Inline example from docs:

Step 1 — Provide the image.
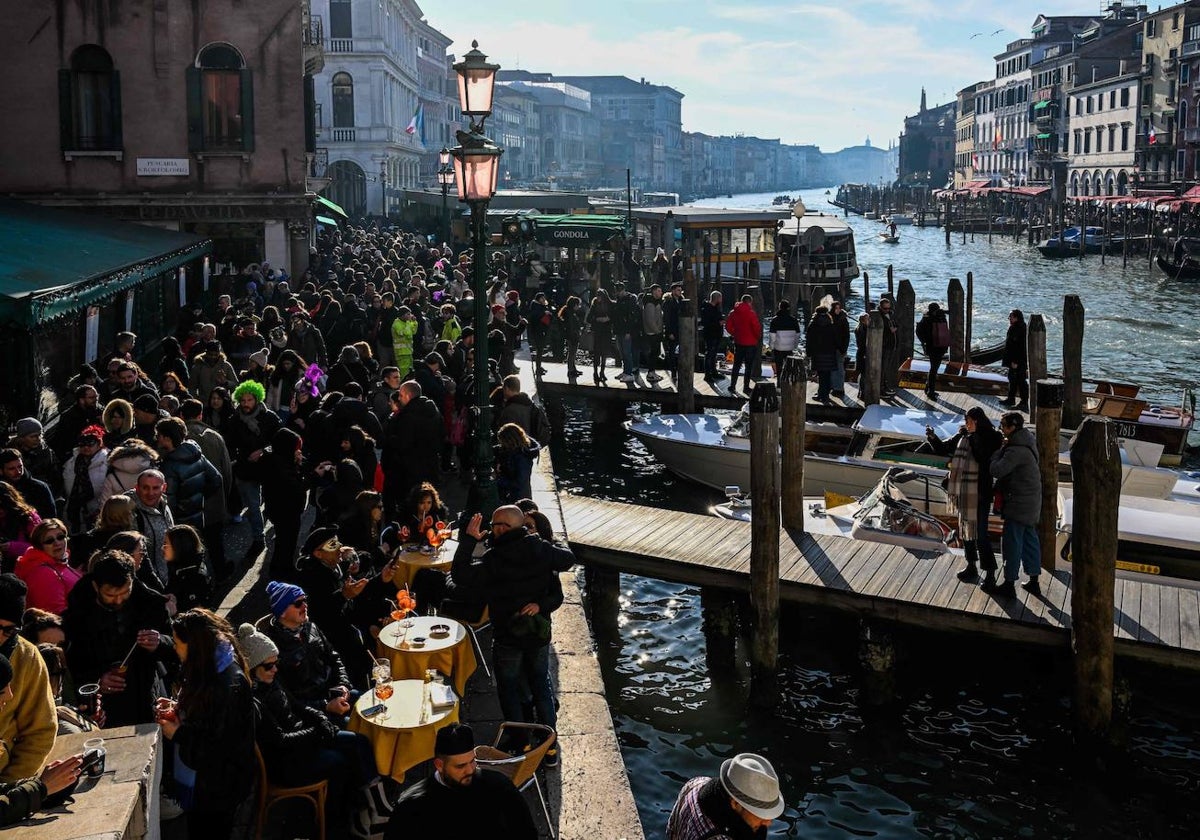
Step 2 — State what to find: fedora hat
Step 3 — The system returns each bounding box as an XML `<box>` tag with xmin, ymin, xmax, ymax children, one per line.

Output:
<box><xmin>719</xmin><ymin>753</ymin><xmax>784</xmax><ymax>820</ymax></box>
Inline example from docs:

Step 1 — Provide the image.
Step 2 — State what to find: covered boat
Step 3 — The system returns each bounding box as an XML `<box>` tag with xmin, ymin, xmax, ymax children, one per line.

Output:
<box><xmin>777</xmin><ymin>211</ymin><xmax>860</xmax><ymax>301</ymax></box>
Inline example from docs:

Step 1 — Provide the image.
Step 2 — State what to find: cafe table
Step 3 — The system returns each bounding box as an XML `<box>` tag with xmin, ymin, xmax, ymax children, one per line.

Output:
<box><xmin>392</xmin><ymin>539</ymin><xmax>457</xmax><ymax>590</ymax></box>
<box><xmin>348</xmin><ymin>678</ymin><xmax>459</xmax><ymax>781</ymax></box>
<box><xmin>377</xmin><ymin>615</ymin><xmax>477</xmax><ymax>695</ymax></box>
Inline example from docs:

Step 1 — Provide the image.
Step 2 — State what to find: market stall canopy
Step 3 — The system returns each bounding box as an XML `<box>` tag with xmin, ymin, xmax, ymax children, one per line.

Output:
<box><xmin>523</xmin><ymin>214</ymin><xmax>628</xmax><ymax>247</ymax></box>
<box><xmin>0</xmin><ymin>198</ymin><xmax>211</xmax><ymax>327</ymax></box>
<box><xmin>315</xmin><ymin>195</ymin><xmax>349</xmax><ymax>219</ymax></box>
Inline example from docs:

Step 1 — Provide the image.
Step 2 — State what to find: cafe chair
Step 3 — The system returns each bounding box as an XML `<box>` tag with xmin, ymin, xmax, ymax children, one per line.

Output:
<box><xmin>474</xmin><ymin>721</ymin><xmax>556</xmax><ymax>839</ymax></box>
<box><xmin>464</xmin><ymin>607</ymin><xmax>493</xmax><ymax>679</ymax></box>
<box><xmin>254</xmin><ymin>744</ymin><xmax>328</xmax><ymax>840</ymax></box>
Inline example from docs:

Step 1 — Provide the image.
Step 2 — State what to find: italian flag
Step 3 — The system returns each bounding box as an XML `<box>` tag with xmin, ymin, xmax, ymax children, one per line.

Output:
<box><xmin>405</xmin><ymin>104</ymin><xmax>425</xmax><ymax>144</ymax></box>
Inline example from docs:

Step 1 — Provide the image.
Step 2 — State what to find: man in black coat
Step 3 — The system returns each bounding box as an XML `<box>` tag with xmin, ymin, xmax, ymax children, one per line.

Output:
<box><xmin>1000</xmin><ymin>309</ymin><xmax>1029</xmax><ymax>411</ymax></box>
<box><xmin>63</xmin><ymin>551</ymin><xmax>176</xmax><ymax>728</ymax></box>
<box><xmin>382</xmin><ymin>381</ymin><xmax>443</xmax><ymax>517</ymax></box>
<box><xmin>385</xmin><ymin>723</ymin><xmax>537</xmax><ymax>840</ymax></box>
<box><xmin>223</xmin><ymin>382</ymin><xmax>282</xmax><ymax>564</ymax></box>
<box><xmin>452</xmin><ymin>506</ymin><xmax>574</xmax><ymax>757</ymax></box>
<box><xmin>0</xmin><ymin>450</ymin><xmax>56</xmax><ymax>521</ymax></box>
<box><xmin>700</xmin><ymin>291</ymin><xmax>725</xmax><ymax>383</ymax></box>
<box><xmin>155</xmin><ymin>417</ymin><xmax>222</xmax><ymax>530</ymax></box>
<box><xmin>48</xmin><ymin>385</ymin><xmax>102</xmax><ymax>461</ymax></box>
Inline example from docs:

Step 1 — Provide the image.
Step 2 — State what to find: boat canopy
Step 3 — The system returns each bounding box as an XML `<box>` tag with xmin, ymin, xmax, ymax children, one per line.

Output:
<box><xmin>854</xmin><ymin>405</ymin><xmax>964</xmax><ymax>441</ymax></box>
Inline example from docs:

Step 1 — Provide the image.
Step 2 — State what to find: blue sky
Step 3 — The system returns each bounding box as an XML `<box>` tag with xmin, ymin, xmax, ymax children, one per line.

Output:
<box><xmin>430</xmin><ymin>0</ymin><xmax>1119</xmax><ymax>152</ymax></box>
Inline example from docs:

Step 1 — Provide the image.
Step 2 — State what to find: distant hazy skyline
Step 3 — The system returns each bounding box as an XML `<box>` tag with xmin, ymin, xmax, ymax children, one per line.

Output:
<box><xmin>433</xmin><ymin>0</ymin><xmax>1118</xmax><ymax>151</ymax></box>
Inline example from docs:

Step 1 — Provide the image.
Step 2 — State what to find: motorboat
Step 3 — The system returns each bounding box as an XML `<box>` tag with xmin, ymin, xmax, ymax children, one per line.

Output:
<box><xmin>777</xmin><ymin>211</ymin><xmax>860</xmax><ymax>300</ymax></box>
<box><xmin>627</xmin><ymin>404</ymin><xmax>961</xmax><ymax>499</ymax></box>
<box><xmin>882</xmin><ymin>211</ymin><xmax>913</xmax><ymax>226</ymax></box>
<box><xmin>826</xmin><ymin>468</ymin><xmax>953</xmax><ymax>553</ymax></box>
<box><xmin>1036</xmin><ymin>226</ymin><xmax>1111</xmax><ymax>258</ymax></box>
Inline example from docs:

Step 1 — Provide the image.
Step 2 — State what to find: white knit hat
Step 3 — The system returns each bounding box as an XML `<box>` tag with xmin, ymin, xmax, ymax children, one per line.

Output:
<box><xmin>237</xmin><ymin>623</ymin><xmax>278</xmax><ymax>670</ymax></box>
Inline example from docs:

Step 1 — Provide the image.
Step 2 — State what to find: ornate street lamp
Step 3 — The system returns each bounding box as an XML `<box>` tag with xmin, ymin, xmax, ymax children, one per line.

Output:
<box><xmin>437</xmin><ymin>147</ymin><xmax>454</xmax><ymax>245</ymax></box>
<box><xmin>449</xmin><ymin>41</ymin><xmax>504</xmax><ymax>515</ymax></box>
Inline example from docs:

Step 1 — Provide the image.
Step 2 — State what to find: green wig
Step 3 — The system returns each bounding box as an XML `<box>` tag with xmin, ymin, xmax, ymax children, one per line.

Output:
<box><xmin>232</xmin><ymin>380</ymin><xmax>266</xmax><ymax>405</ymax></box>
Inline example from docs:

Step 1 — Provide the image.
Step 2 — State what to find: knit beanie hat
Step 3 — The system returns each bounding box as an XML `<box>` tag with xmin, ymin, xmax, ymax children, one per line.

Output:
<box><xmin>0</xmin><ymin>575</ymin><xmax>27</xmax><ymax>624</ymax></box>
<box><xmin>266</xmin><ymin>581</ymin><xmax>305</xmax><ymax>618</ymax></box>
<box><xmin>237</xmin><ymin>623</ymin><xmax>279</xmax><ymax>670</ymax></box>
<box><xmin>15</xmin><ymin>418</ymin><xmax>42</xmax><ymax>438</ymax></box>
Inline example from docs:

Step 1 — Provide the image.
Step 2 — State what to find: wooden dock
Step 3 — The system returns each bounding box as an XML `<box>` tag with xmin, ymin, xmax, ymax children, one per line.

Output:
<box><xmin>532</xmin><ymin>357</ymin><xmax>1016</xmax><ymax>424</ymax></box>
<box><xmin>560</xmin><ymin>495</ymin><xmax>1200</xmax><ymax>672</ymax></box>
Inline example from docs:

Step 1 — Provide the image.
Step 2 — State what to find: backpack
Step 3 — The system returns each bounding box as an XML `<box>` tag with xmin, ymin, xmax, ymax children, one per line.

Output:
<box><xmin>530</xmin><ymin>403</ymin><xmax>552</xmax><ymax>445</ymax></box>
<box><xmin>932</xmin><ymin>320</ymin><xmax>951</xmax><ymax>349</ymax></box>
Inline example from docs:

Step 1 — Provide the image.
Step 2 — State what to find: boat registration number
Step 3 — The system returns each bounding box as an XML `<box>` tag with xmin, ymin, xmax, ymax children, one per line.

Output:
<box><xmin>1115</xmin><ymin>560</ymin><xmax>1161</xmax><ymax>575</ymax></box>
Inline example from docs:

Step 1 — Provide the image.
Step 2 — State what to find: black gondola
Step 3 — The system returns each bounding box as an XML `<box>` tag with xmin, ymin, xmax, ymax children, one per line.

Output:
<box><xmin>1155</xmin><ymin>253</ymin><xmax>1200</xmax><ymax>280</ymax></box>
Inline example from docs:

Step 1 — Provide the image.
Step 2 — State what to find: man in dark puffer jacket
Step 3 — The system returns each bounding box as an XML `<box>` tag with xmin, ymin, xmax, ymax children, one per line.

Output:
<box><xmin>154</xmin><ymin>418</ymin><xmax>221</xmax><ymax>529</ymax></box>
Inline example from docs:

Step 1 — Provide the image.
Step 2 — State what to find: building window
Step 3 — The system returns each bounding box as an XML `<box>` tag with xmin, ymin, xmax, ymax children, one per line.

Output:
<box><xmin>330</xmin><ymin>0</ymin><xmax>353</xmax><ymax>39</ymax></box>
<box><xmin>59</xmin><ymin>45</ymin><xmax>122</xmax><ymax>151</ymax></box>
<box><xmin>1121</xmin><ymin>87</ymin><xmax>1131</xmax><ymax>107</ymax></box>
<box><xmin>1076</xmin><ymin>98</ymin><xmax>1082</xmax><ymax>116</ymax></box>
<box><xmin>1146</xmin><ymin>19</ymin><xmax>1156</xmax><ymax>38</ymax></box>
<box><xmin>1121</xmin><ymin>125</ymin><xmax>1130</xmax><ymax>150</ymax></box>
<box><xmin>1110</xmin><ymin>90</ymin><xmax>1116</xmax><ymax>109</ymax></box>
<box><xmin>332</xmin><ymin>72</ymin><xmax>355</xmax><ymax>127</ymax></box>
<box><xmin>187</xmin><ymin>44</ymin><xmax>253</xmax><ymax>152</ymax></box>
<box><xmin>1084</xmin><ymin>129</ymin><xmax>1091</xmax><ymax>153</ymax></box>
<box><xmin>1183</xmin><ymin>64</ymin><xmax>1191</xmax><ymax>85</ymax></box>
<box><xmin>1109</xmin><ymin>125</ymin><xmax>1117</xmax><ymax>149</ymax></box>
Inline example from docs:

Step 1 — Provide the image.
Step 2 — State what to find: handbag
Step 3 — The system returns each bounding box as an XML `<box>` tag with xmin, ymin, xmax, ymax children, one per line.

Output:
<box><xmin>448</xmin><ymin>408</ymin><xmax>468</xmax><ymax>447</ymax></box>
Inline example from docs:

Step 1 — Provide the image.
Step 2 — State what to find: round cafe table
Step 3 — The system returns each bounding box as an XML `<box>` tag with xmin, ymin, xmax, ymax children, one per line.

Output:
<box><xmin>377</xmin><ymin>616</ymin><xmax>477</xmax><ymax>695</ymax></box>
<box><xmin>392</xmin><ymin>539</ymin><xmax>457</xmax><ymax>590</ymax></box>
<box><xmin>347</xmin><ymin>678</ymin><xmax>459</xmax><ymax>782</ymax></box>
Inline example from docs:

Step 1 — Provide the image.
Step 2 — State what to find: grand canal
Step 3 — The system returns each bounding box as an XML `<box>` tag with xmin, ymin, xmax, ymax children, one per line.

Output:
<box><xmin>552</xmin><ymin>189</ymin><xmax>1200</xmax><ymax>838</ymax></box>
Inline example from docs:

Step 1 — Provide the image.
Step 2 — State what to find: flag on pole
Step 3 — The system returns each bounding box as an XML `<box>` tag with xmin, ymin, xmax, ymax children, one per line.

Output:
<box><xmin>1149</xmin><ymin>125</ymin><xmax>1157</xmax><ymax>145</ymax></box>
<box><xmin>405</xmin><ymin>104</ymin><xmax>425</xmax><ymax>144</ymax></box>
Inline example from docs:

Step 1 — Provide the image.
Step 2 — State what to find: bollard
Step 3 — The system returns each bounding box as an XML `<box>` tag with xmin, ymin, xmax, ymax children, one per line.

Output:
<box><xmin>896</xmin><ymin>280</ymin><xmax>915</xmax><ymax>375</ymax></box>
<box><xmin>1036</xmin><ymin>380</ymin><xmax>1064</xmax><ymax>572</ymax></box>
<box><xmin>1062</xmin><ymin>295</ymin><xmax>1085</xmax><ymax>430</ymax></box>
<box><xmin>862</xmin><ymin>270</ymin><xmax>870</xmax><ymax>310</ymax></box>
<box><xmin>679</xmin><ymin>267</ymin><xmax>698</xmax><ymax>414</ymax></box>
<box><xmin>947</xmin><ymin>277</ymin><xmax>965</xmax><ymax>364</ymax></box>
<box><xmin>780</xmin><ymin>355</ymin><xmax>808</xmax><ymax>532</ymax></box>
<box><xmin>886</xmin><ymin>264</ymin><xmax>895</xmax><ymax>298</ymax></box>
<box><xmin>1069</xmin><ymin>417</ymin><xmax>1119</xmax><ymax>746</ymax></box>
<box><xmin>861</xmin><ymin>311</ymin><xmax>884</xmax><ymax>405</ymax></box>
<box><xmin>1027</xmin><ymin>315</ymin><xmax>1047</xmax><ymax>415</ymax></box>
<box><xmin>749</xmin><ymin>382</ymin><xmax>781</xmax><ymax>708</ymax></box>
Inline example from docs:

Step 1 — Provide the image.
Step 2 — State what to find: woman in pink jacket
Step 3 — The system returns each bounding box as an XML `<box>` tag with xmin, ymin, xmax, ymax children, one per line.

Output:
<box><xmin>15</xmin><ymin>519</ymin><xmax>81</xmax><ymax>615</ymax></box>
<box><xmin>0</xmin><ymin>481</ymin><xmax>40</xmax><ymax>572</ymax></box>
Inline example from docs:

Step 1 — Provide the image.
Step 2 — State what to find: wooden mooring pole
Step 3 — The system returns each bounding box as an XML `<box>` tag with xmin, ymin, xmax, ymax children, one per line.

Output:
<box><xmin>1062</xmin><ymin>295</ymin><xmax>1085</xmax><ymax>430</ymax></box>
<box><xmin>749</xmin><ymin>382</ymin><xmax>781</xmax><ymax>707</ymax></box>
<box><xmin>964</xmin><ymin>272</ymin><xmax>974</xmax><ymax>368</ymax></box>
<box><xmin>1069</xmin><ymin>417</ymin><xmax>1119</xmax><ymax>746</ymax></box>
<box><xmin>862</xmin><ymin>270</ymin><xmax>871</xmax><ymax>311</ymax></box>
<box><xmin>896</xmin><ymin>280</ymin><xmax>915</xmax><ymax>369</ymax></box>
<box><xmin>1035</xmin><ymin>379</ymin><xmax>1063</xmax><ymax>572</ymax></box>
<box><xmin>886</xmin><ymin>264</ymin><xmax>894</xmax><ymax>298</ymax></box>
<box><xmin>780</xmin><ymin>354</ymin><xmax>808</xmax><ymax>532</ymax></box>
<box><xmin>678</xmin><ymin>266</ymin><xmax>698</xmax><ymax>414</ymax></box>
<box><xmin>1027</xmin><ymin>315</ymin><xmax>1047</xmax><ymax>415</ymax></box>
<box><xmin>947</xmin><ymin>277</ymin><xmax>965</xmax><ymax>364</ymax></box>
<box><xmin>861</xmin><ymin>311</ymin><xmax>884</xmax><ymax>405</ymax></box>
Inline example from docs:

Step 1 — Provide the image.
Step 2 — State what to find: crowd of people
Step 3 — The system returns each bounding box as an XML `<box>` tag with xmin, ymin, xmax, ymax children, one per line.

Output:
<box><xmin>0</xmin><ymin>223</ymin><xmax>590</xmax><ymax>838</ymax></box>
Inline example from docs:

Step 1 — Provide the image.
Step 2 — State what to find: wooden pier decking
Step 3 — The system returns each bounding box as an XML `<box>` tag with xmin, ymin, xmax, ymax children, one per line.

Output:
<box><xmin>561</xmin><ymin>495</ymin><xmax>1200</xmax><ymax>672</ymax></box>
<box><xmin>532</xmin><ymin>358</ymin><xmax>1016</xmax><ymax>423</ymax></box>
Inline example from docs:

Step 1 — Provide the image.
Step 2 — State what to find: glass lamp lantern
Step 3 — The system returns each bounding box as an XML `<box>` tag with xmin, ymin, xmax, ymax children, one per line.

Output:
<box><xmin>451</xmin><ymin>137</ymin><xmax>503</xmax><ymax>202</ymax></box>
<box><xmin>453</xmin><ymin>41</ymin><xmax>500</xmax><ymax>123</ymax></box>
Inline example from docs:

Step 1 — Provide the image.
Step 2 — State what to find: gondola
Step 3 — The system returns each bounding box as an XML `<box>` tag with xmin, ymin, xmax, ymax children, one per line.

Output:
<box><xmin>1155</xmin><ymin>253</ymin><xmax>1200</xmax><ymax>280</ymax></box>
<box><xmin>878</xmin><ymin>233</ymin><xmax>900</xmax><ymax>244</ymax></box>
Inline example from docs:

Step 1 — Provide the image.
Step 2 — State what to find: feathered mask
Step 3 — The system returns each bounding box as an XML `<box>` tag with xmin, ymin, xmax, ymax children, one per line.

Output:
<box><xmin>301</xmin><ymin>364</ymin><xmax>324</xmax><ymax>398</ymax></box>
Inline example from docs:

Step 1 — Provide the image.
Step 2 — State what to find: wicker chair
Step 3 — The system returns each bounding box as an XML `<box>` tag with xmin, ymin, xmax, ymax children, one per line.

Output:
<box><xmin>254</xmin><ymin>744</ymin><xmax>328</xmax><ymax>840</ymax></box>
<box><xmin>474</xmin><ymin>721</ymin><xmax>556</xmax><ymax>839</ymax></box>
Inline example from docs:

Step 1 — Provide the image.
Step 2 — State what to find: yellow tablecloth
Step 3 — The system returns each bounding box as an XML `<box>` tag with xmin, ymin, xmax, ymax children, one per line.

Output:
<box><xmin>377</xmin><ymin>616</ymin><xmax>477</xmax><ymax>695</ymax></box>
<box><xmin>348</xmin><ymin>679</ymin><xmax>458</xmax><ymax>782</ymax></box>
<box><xmin>392</xmin><ymin>539</ymin><xmax>457</xmax><ymax>590</ymax></box>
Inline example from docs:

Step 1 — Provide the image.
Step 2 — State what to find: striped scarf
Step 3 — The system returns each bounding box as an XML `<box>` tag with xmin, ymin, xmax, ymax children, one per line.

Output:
<box><xmin>947</xmin><ymin>435</ymin><xmax>981</xmax><ymax>541</ymax></box>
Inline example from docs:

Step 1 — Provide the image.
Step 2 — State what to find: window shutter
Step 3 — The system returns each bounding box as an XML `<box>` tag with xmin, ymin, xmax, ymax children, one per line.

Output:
<box><xmin>59</xmin><ymin>69</ymin><xmax>74</xmax><ymax>151</ymax></box>
<box><xmin>186</xmin><ymin>67</ymin><xmax>203</xmax><ymax>152</ymax></box>
<box><xmin>109</xmin><ymin>70</ymin><xmax>123</xmax><ymax>149</ymax></box>
<box><xmin>240</xmin><ymin>68</ymin><xmax>255</xmax><ymax>152</ymax></box>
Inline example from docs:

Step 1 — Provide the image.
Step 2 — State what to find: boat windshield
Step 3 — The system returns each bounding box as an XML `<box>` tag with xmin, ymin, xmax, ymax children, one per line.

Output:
<box><xmin>855</xmin><ymin>406</ymin><xmax>963</xmax><ymax>441</ymax></box>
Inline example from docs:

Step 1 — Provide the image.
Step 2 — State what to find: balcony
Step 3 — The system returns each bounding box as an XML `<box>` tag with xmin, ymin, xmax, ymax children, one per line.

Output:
<box><xmin>303</xmin><ymin>14</ymin><xmax>324</xmax><ymax>75</ymax></box>
<box><xmin>1136</xmin><ymin>133</ymin><xmax>1175</xmax><ymax>150</ymax></box>
<box><xmin>329</xmin><ymin>38</ymin><xmax>353</xmax><ymax>53</ymax></box>
<box><xmin>318</xmin><ymin>126</ymin><xmax>419</xmax><ymax>145</ymax></box>
<box><xmin>1184</xmin><ymin>40</ymin><xmax>1200</xmax><ymax>57</ymax></box>
<box><xmin>1165</xmin><ymin>56</ymin><xmax>1179</xmax><ymax>72</ymax></box>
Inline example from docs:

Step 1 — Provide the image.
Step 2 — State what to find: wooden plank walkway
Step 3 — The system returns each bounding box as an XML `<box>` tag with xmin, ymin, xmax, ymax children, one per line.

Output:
<box><xmin>560</xmin><ymin>495</ymin><xmax>1200</xmax><ymax>672</ymax></box>
<box><xmin>532</xmin><ymin>358</ymin><xmax>1014</xmax><ymax>424</ymax></box>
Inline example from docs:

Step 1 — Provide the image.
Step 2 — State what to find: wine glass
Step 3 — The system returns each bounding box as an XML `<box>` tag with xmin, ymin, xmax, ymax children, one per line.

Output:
<box><xmin>372</xmin><ymin>658</ymin><xmax>393</xmax><ymax>720</ymax></box>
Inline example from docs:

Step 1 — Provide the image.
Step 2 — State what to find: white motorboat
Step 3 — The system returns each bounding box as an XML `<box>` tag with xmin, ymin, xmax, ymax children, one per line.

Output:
<box><xmin>827</xmin><ymin>469</ymin><xmax>953</xmax><ymax>553</ymax></box>
<box><xmin>626</xmin><ymin>404</ymin><xmax>962</xmax><ymax>500</ymax></box>
<box><xmin>777</xmin><ymin>211</ymin><xmax>860</xmax><ymax>300</ymax></box>
<box><xmin>883</xmin><ymin>211</ymin><xmax>914</xmax><ymax>226</ymax></box>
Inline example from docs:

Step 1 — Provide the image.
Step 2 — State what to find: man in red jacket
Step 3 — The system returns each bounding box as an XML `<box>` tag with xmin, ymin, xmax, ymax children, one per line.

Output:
<box><xmin>725</xmin><ymin>295</ymin><xmax>763</xmax><ymax>397</ymax></box>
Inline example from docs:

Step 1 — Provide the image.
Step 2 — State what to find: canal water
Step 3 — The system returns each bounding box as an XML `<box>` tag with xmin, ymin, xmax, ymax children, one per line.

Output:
<box><xmin>553</xmin><ymin>190</ymin><xmax>1200</xmax><ymax>838</ymax></box>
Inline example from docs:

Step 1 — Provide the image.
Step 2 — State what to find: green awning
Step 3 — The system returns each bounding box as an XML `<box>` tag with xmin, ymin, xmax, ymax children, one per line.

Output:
<box><xmin>1033</xmin><ymin>100</ymin><xmax>1051</xmax><ymax>110</ymax></box>
<box><xmin>1037</xmin><ymin>133</ymin><xmax>1052</xmax><ymax>139</ymax></box>
<box><xmin>315</xmin><ymin>215</ymin><xmax>340</xmax><ymax>226</ymax></box>
<box><xmin>526</xmin><ymin>214</ymin><xmax>628</xmax><ymax>247</ymax></box>
<box><xmin>0</xmin><ymin>198</ymin><xmax>211</xmax><ymax>327</ymax></box>
<box><xmin>315</xmin><ymin>195</ymin><xmax>349</xmax><ymax>219</ymax></box>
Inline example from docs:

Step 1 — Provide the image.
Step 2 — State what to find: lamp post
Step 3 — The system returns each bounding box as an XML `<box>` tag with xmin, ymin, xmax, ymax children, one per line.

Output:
<box><xmin>379</xmin><ymin>156</ymin><xmax>389</xmax><ymax>218</ymax></box>
<box><xmin>449</xmin><ymin>40</ymin><xmax>504</xmax><ymax>516</ymax></box>
<box><xmin>437</xmin><ymin>146</ymin><xmax>454</xmax><ymax>245</ymax></box>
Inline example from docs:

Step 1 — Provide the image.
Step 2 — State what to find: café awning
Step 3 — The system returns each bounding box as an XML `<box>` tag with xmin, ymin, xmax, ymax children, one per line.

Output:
<box><xmin>1033</xmin><ymin>100</ymin><xmax>1051</xmax><ymax>110</ymax></box>
<box><xmin>0</xmin><ymin>198</ymin><xmax>211</xmax><ymax>327</ymax></box>
<box><xmin>315</xmin><ymin>215</ymin><xmax>340</xmax><ymax>227</ymax></box>
<box><xmin>315</xmin><ymin>195</ymin><xmax>349</xmax><ymax>219</ymax></box>
<box><xmin>1036</xmin><ymin>133</ymin><xmax>1052</xmax><ymax>139</ymax></box>
<box><xmin>527</xmin><ymin>214</ymin><xmax>628</xmax><ymax>247</ymax></box>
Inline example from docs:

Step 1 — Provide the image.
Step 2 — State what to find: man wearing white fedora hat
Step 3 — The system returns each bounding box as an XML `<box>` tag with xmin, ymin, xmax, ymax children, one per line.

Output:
<box><xmin>666</xmin><ymin>752</ymin><xmax>785</xmax><ymax>839</ymax></box>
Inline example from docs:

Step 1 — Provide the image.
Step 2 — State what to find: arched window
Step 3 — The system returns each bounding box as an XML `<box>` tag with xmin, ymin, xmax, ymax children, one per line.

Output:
<box><xmin>60</xmin><ymin>45</ymin><xmax>122</xmax><ymax>151</ymax></box>
<box><xmin>332</xmin><ymin>72</ymin><xmax>355</xmax><ymax>128</ymax></box>
<box><xmin>187</xmin><ymin>43</ymin><xmax>253</xmax><ymax>152</ymax></box>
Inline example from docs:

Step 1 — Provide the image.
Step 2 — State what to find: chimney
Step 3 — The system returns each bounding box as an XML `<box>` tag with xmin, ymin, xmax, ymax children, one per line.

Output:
<box><xmin>1120</xmin><ymin>58</ymin><xmax>1126</xmax><ymax>74</ymax></box>
<box><xmin>641</xmin><ymin>77</ymin><xmax>646</xmax><ymax>85</ymax></box>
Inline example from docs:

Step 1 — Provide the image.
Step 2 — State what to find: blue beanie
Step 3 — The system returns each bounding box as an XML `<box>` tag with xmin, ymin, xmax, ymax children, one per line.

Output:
<box><xmin>266</xmin><ymin>581</ymin><xmax>305</xmax><ymax>617</ymax></box>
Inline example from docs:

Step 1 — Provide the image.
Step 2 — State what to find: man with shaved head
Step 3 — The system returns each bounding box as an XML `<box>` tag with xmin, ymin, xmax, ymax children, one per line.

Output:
<box><xmin>452</xmin><ymin>505</ymin><xmax>575</xmax><ymax>764</ymax></box>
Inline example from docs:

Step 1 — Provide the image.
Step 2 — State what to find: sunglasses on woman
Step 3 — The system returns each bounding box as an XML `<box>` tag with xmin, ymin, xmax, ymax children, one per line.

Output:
<box><xmin>41</xmin><ymin>534</ymin><xmax>67</xmax><ymax>545</ymax></box>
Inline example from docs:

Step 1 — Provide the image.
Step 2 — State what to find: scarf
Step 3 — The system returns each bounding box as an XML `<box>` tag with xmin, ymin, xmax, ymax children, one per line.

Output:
<box><xmin>240</xmin><ymin>402</ymin><xmax>265</xmax><ymax>436</ymax></box>
<box><xmin>67</xmin><ymin>450</ymin><xmax>97</xmax><ymax>531</ymax></box>
<box><xmin>947</xmin><ymin>435</ymin><xmax>981</xmax><ymax>540</ymax></box>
